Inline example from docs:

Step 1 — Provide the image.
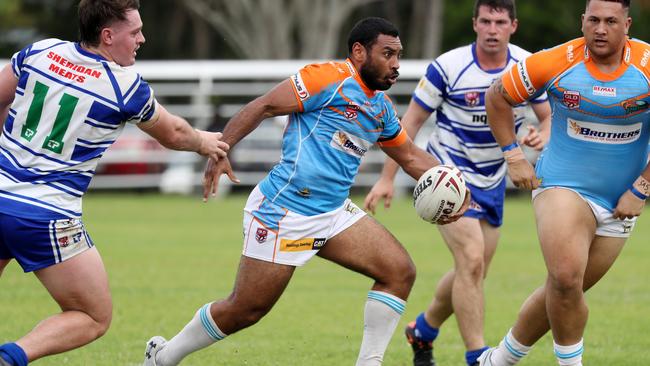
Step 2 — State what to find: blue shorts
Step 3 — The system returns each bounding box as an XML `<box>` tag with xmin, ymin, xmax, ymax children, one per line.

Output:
<box><xmin>463</xmin><ymin>179</ymin><xmax>506</xmax><ymax>227</ymax></box>
<box><xmin>0</xmin><ymin>213</ymin><xmax>94</xmax><ymax>272</ymax></box>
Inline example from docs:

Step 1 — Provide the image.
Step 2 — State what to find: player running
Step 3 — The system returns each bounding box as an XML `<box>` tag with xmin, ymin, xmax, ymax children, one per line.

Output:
<box><xmin>480</xmin><ymin>1</ymin><xmax>650</xmax><ymax>365</ymax></box>
<box><xmin>0</xmin><ymin>1</ymin><xmax>228</xmax><ymax>365</ymax></box>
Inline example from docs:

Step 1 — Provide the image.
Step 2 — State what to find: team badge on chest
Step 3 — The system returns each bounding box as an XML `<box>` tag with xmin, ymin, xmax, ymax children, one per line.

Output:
<box><xmin>464</xmin><ymin>92</ymin><xmax>480</xmax><ymax>107</ymax></box>
<box><xmin>562</xmin><ymin>90</ymin><xmax>581</xmax><ymax>109</ymax></box>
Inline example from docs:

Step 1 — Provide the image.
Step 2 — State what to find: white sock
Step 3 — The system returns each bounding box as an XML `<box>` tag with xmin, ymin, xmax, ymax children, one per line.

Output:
<box><xmin>554</xmin><ymin>339</ymin><xmax>583</xmax><ymax>366</ymax></box>
<box><xmin>355</xmin><ymin>290</ymin><xmax>406</xmax><ymax>366</ymax></box>
<box><xmin>489</xmin><ymin>328</ymin><xmax>532</xmax><ymax>366</ymax></box>
<box><xmin>157</xmin><ymin>303</ymin><xmax>227</xmax><ymax>365</ymax></box>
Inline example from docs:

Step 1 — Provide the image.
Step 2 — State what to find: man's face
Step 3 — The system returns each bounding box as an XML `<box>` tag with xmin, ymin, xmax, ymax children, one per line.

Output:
<box><xmin>473</xmin><ymin>5</ymin><xmax>517</xmax><ymax>56</ymax></box>
<box><xmin>105</xmin><ymin>9</ymin><xmax>145</xmax><ymax>66</ymax></box>
<box><xmin>359</xmin><ymin>34</ymin><xmax>402</xmax><ymax>91</ymax></box>
<box><xmin>582</xmin><ymin>0</ymin><xmax>631</xmax><ymax>61</ymax></box>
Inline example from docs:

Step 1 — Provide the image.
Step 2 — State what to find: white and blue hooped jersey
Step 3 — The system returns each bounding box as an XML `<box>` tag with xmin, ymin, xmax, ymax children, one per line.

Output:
<box><xmin>413</xmin><ymin>43</ymin><xmax>547</xmax><ymax>189</ymax></box>
<box><xmin>258</xmin><ymin>59</ymin><xmax>407</xmax><ymax>216</ymax></box>
<box><xmin>0</xmin><ymin>39</ymin><xmax>157</xmax><ymax>220</ymax></box>
<box><xmin>502</xmin><ymin>37</ymin><xmax>650</xmax><ymax>211</ymax></box>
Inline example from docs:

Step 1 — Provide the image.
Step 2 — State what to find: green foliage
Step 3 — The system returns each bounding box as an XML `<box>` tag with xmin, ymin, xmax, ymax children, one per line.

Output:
<box><xmin>1</xmin><ymin>193</ymin><xmax>648</xmax><ymax>364</ymax></box>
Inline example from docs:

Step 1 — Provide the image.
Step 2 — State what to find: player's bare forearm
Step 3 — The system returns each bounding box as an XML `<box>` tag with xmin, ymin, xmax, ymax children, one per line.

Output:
<box><xmin>384</xmin><ymin>141</ymin><xmax>439</xmax><ymax>180</ymax></box>
<box><xmin>486</xmin><ymin>79</ymin><xmax>518</xmax><ymax>146</ymax></box>
<box><xmin>222</xmin><ymin>79</ymin><xmax>299</xmax><ymax>149</ymax></box>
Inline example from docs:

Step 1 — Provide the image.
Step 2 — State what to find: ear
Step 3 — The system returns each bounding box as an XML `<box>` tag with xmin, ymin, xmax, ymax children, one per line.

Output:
<box><xmin>510</xmin><ymin>18</ymin><xmax>519</xmax><ymax>34</ymax></box>
<box><xmin>99</xmin><ymin>27</ymin><xmax>113</xmax><ymax>46</ymax></box>
<box><xmin>350</xmin><ymin>42</ymin><xmax>368</xmax><ymax>63</ymax></box>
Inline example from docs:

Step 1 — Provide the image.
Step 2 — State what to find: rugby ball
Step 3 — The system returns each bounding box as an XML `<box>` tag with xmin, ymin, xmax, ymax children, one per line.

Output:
<box><xmin>413</xmin><ymin>165</ymin><xmax>467</xmax><ymax>223</ymax></box>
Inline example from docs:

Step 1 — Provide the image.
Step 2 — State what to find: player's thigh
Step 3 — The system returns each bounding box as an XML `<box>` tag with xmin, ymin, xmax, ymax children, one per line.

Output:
<box><xmin>533</xmin><ymin>188</ymin><xmax>597</xmax><ymax>278</ymax></box>
<box><xmin>479</xmin><ymin>219</ymin><xmax>500</xmax><ymax>271</ymax></box>
<box><xmin>317</xmin><ymin>215</ymin><xmax>414</xmax><ymax>283</ymax></box>
<box><xmin>583</xmin><ymin>235</ymin><xmax>626</xmax><ymax>290</ymax></box>
<box><xmin>437</xmin><ymin>216</ymin><xmax>485</xmax><ymax>265</ymax></box>
<box><xmin>229</xmin><ymin>256</ymin><xmax>295</xmax><ymax>309</ymax></box>
<box><xmin>34</xmin><ymin>247</ymin><xmax>111</xmax><ymax>321</ymax></box>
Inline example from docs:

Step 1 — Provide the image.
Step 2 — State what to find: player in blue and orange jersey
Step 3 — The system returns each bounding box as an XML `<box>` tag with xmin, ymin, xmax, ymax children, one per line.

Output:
<box><xmin>143</xmin><ymin>17</ymin><xmax>469</xmax><ymax>366</ymax></box>
<box><xmin>364</xmin><ymin>1</ymin><xmax>551</xmax><ymax>365</ymax></box>
<box><xmin>0</xmin><ymin>1</ymin><xmax>229</xmax><ymax>365</ymax></box>
<box><xmin>479</xmin><ymin>1</ymin><xmax>650</xmax><ymax>365</ymax></box>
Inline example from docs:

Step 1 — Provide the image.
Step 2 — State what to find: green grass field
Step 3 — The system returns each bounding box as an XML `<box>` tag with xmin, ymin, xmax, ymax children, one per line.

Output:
<box><xmin>1</xmin><ymin>193</ymin><xmax>649</xmax><ymax>365</ymax></box>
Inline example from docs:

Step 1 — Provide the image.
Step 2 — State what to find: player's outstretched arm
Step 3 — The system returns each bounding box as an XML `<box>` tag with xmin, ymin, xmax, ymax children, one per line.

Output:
<box><xmin>201</xmin><ymin>78</ymin><xmax>301</xmax><ymax>201</ymax></box>
<box><xmin>486</xmin><ymin>80</ymin><xmax>538</xmax><ymax>190</ymax></box>
<box><xmin>0</xmin><ymin>64</ymin><xmax>18</xmax><ymax>128</ymax></box>
<box><xmin>138</xmin><ymin>104</ymin><xmax>229</xmax><ymax>162</ymax></box>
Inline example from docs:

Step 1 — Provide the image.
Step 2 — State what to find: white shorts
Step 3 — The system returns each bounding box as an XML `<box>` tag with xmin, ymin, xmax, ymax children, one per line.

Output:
<box><xmin>242</xmin><ymin>186</ymin><xmax>366</xmax><ymax>266</ymax></box>
<box><xmin>532</xmin><ymin>187</ymin><xmax>636</xmax><ymax>238</ymax></box>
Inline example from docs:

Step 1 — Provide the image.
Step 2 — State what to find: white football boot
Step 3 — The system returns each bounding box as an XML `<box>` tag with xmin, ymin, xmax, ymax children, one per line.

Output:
<box><xmin>143</xmin><ymin>336</ymin><xmax>167</xmax><ymax>366</ymax></box>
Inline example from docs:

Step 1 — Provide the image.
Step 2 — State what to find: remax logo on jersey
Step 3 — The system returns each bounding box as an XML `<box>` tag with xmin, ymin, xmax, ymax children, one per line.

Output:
<box><xmin>567</xmin><ymin>119</ymin><xmax>642</xmax><ymax>144</ymax></box>
<box><xmin>330</xmin><ymin>131</ymin><xmax>371</xmax><ymax>159</ymax></box>
<box><xmin>592</xmin><ymin>86</ymin><xmax>616</xmax><ymax>97</ymax></box>
<box><xmin>291</xmin><ymin>73</ymin><xmax>310</xmax><ymax>101</ymax></box>
<box><xmin>562</xmin><ymin>91</ymin><xmax>581</xmax><ymax>109</ymax></box>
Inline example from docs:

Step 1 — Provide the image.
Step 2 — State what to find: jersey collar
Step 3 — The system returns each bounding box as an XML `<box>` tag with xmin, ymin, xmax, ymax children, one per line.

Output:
<box><xmin>583</xmin><ymin>38</ymin><xmax>631</xmax><ymax>82</ymax></box>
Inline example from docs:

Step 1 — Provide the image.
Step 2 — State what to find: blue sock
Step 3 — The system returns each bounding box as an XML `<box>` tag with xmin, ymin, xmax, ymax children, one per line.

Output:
<box><xmin>0</xmin><ymin>343</ymin><xmax>28</xmax><ymax>366</ymax></box>
<box><xmin>466</xmin><ymin>346</ymin><xmax>489</xmax><ymax>365</ymax></box>
<box><xmin>414</xmin><ymin>312</ymin><xmax>439</xmax><ymax>342</ymax></box>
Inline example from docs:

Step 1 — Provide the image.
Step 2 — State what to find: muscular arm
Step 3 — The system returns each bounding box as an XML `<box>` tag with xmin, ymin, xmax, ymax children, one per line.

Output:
<box><xmin>485</xmin><ymin>78</ymin><xmax>518</xmax><ymax>146</ymax></box>
<box><xmin>0</xmin><ymin>64</ymin><xmax>18</xmax><ymax>129</ymax></box>
<box><xmin>379</xmin><ymin>99</ymin><xmax>432</xmax><ymax>181</ymax></box>
<box><xmin>138</xmin><ymin>103</ymin><xmax>228</xmax><ymax>161</ymax></box>
<box><xmin>220</xmin><ymin>79</ymin><xmax>300</xmax><ymax>149</ymax></box>
<box><xmin>380</xmin><ymin>136</ymin><xmax>439</xmax><ymax>181</ymax></box>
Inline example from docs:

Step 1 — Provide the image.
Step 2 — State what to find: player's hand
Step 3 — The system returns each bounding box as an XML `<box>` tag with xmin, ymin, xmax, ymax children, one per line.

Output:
<box><xmin>197</xmin><ymin>130</ymin><xmax>230</xmax><ymax>161</ymax></box>
<box><xmin>519</xmin><ymin>125</ymin><xmax>547</xmax><ymax>151</ymax></box>
<box><xmin>202</xmin><ymin>157</ymin><xmax>240</xmax><ymax>202</ymax></box>
<box><xmin>363</xmin><ymin>177</ymin><xmax>395</xmax><ymax>215</ymax></box>
<box><xmin>613</xmin><ymin>190</ymin><xmax>646</xmax><ymax>220</ymax></box>
<box><xmin>508</xmin><ymin>159</ymin><xmax>539</xmax><ymax>190</ymax></box>
<box><xmin>437</xmin><ymin>188</ymin><xmax>471</xmax><ymax>225</ymax></box>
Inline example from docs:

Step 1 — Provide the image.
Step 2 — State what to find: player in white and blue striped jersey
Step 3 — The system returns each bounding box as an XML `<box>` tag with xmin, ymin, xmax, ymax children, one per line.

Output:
<box><xmin>0</xmin><ymin>1</ymin><xmax>228</xmax><ymax>365</ymax></box>
<box><xmin>364</xmin><ymin>1</ymin><xmax>550</xmax><ymax>365</ymax></box>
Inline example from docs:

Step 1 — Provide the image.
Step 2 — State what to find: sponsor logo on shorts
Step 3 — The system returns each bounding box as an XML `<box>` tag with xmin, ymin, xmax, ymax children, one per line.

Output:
<box><xmin>330</xmin><ymin>131</ymin><xmax>371</xmax><ymax>158</ymax></box>
<box><xmin>621</xmin><ymin>98</ymin><xmax>649</xmax><ymax>114</ymax></box>
<box><xmin>279</xmin><ymin>238</ymin><xmax>326</xmax><ymax>252</ymax></box>
<box><xmin>291</xmin><ymin>73</ymin><xmax>310</xmax><ymax>101</ymax></box>
<box><xmin>58</xmin><ymin>236</ymin><xmax>70</xmax><ymax>247</ymax></box>
<box><xmin>469</xmin><ymin>200</ymin><xmax>483</xmax><ymax>212</ymax></box>
<box><xmin>567</xmin><ymin>119</ymin><xmax>642</xmax><ymax>144</ymax></box>
<box><xmin>592</xmin><ymin>86</ymin><xmax>616</xmax><ymax>97</ymax></box>
<box><xmin>623</xmin><ymin>222</ymin><xmax>633</xmax><ymax>233</ymax></box>
<box><xmin>562</xmin><ymin>90</ymin><xmax>580</xmax><ymax>109</ymax></box>
<box><xmin>255</xmin><ymin>228</ymin><xmax>268</xmax><ymax>243</ymax></box>
<box><xmin>465</xmin><ymin>92</ymin><xmax>480</xmax><ymax>107</ymax></box>
<box><xmin>344</xmin><ymin>201</ymin><xmax>360</xmax><ymax>215</ymax></box>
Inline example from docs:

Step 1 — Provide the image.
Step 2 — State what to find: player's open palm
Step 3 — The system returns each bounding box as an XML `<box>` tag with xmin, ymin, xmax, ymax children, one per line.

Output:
<box><xmin>197</xmin><ymin>131</ymin><xmax>230</xmax><ymax>162</ymax></box>
<box><xmin>364</xmin><ymin>177</ymin><xmax>395</xmax><ymax>214</ymax></box>
<box><xmin>613</xmin><ymin>190</ymin><xmax>646</xmax><ymax>220</ymax></box>
<box><xmin>202</xmin><ymin>157</ymin><xmax>239</xmax><ymax>201</ymax></box>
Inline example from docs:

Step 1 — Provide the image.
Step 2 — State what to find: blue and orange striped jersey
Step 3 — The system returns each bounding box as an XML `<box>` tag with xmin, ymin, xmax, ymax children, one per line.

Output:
<box><xmin>501</xmin><ymin>37</ymin><xmax>650</xmax><ymax>210</ymax></box>
<box><xmin>258</xmin><ymin>59</ymin><xmax>407</xmax><ymax>215</ymax></box>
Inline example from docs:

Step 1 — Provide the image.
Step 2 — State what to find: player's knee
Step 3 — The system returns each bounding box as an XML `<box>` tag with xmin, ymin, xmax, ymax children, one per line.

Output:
<box><xmin>455</xmin><ymin>251</ymin><xmax>484</xmax><ymax>282</ymax></box>
<box><xmin>548</xmin><ymin>269</ymin><xmax>583</xmax><ymax>295</ymax></box>
<box><xmin>392</xmin><ymin>256</ymin><xmax>416</xmax><ymax>288</ymax></box>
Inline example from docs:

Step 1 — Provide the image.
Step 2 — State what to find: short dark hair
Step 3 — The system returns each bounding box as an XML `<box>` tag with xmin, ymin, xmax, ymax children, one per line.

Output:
<box><xmin>585</xmin><ymin>0</ymin><xmax>630</xmax><ymax>8</ymax></box>
<box><xmin>78</xmin><ymin>0</ymin><xmax>140</xmax><ymax>46</ymax></box>
<box><xmin>473</xmin><ymin>0</ymin><xmax>517</xmax><ymax>21</ymax></box>
<box><xmin>347</xmin><ymin>17</ymin><xmax>399</xmax><ymax>54</ymax></box>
